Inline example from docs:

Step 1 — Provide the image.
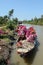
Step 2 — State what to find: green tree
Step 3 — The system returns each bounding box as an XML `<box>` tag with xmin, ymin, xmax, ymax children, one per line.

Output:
<box><xmin>0</xmin><ymin>16</ymin><xmax>4</xmax><ymax>25</ymax></box>
<box><xmin>8</xmin><ymin>9</ymin><xmax>14</xmax><ymax>19</ymax></box>
<box><xmin>7</xmin><ymin>20</ymin><xmax>15</xmax><ymax>30</ymax></box>
<box><xmin>33</xmin><ymin>17</ymin><xmax>38</xmax><ymax>24</ymax></box>
<box><xmin>3</xmin><ymin>15</ymin><xmax>8</xmax><ymax>24</ymax></box>
<box><xmin>41</xmin><ymin>15</ymin><xmax>43</xmax><ymax>18</ymax></box>
<box><xmin>13</xmin><ymin>18</ymin><xmax>18</xmax><ymax>24</ymax></box>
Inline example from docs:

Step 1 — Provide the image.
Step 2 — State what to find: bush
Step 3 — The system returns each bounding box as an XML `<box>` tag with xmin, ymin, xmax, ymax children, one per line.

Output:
<box><xmin>7</xmin><ymin>20</ymin><xmax>15</xmax><ymax>30</ymax></box>
<box><xmin>0</xmin><ymin>34</ymin><xmax>8</xmax><ymax>39</ymax></box>
<box><xmin>7</xmin><ymin>24</ymin><xmax>14</xmax><ymax>30</ymax></box>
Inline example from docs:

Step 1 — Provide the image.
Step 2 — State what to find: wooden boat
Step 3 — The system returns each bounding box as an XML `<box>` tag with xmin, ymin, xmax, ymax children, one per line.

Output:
<box><xmin>16</xmin><ymin>40</ymin><xmax>36</xmax><ymax>56</ymax></box>
<box><xmin>16</xmin><ymin>25</ymin><xmax>37</xmax><ymax>57</ymax></box>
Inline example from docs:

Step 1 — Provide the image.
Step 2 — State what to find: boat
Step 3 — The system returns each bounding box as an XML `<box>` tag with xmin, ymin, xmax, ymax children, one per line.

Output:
<box><xmin>16</xmin><ymin>39</ymin><xmax>36</xmax><ymax>57</ymax></box>
<box><xmin>16</xmin><ymin>25</ymin><xmax>37</xmax><ymax>57</ymax></box>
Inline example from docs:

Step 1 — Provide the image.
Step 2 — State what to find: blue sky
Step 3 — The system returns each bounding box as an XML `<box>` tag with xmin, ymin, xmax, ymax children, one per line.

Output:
<box><xmin>0</xmin><ymin>0</ymin><xmax>43</xmax><ymax>20</ymax></box>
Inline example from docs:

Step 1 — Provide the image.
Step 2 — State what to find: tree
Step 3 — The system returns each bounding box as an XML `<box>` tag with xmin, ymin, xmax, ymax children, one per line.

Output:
<box><xmin>8</xmin><ymin>9</ymin><xmax>14</xmax><ymax>19</ymax></box>
<box><xmin>0</xmin><ymin>16</ymin><xmax>4</xmax><ymax>25</ymax></box>
<box><xmin>41</xmin><ymin>15</ymin><xmax>43</xmax><ymax>18</ymax></box>
<box><xmin>3</xmin><ymin>15</ymin><xmax>8</xmax><ymax>24</ymax></box>
<box><xmin>33</xmin><ymin>17</ymin><xmax>38</xmax><ymax>24</ymax></box>
<box><xmin>7</xmin><ymin>20</ymin><xmax>15</xmax><ymax>30</ymax></box>
<box><xmin>13</xmin><ymin>18</ymin><xmax>18</xmax><ymax>24</ymax></box>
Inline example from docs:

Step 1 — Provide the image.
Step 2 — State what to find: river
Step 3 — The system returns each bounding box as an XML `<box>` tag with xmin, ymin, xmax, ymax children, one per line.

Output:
<box><xmin>10</xmin><ymin>24</ymin><xmax>43</xmax><ymax>65</ymax></box>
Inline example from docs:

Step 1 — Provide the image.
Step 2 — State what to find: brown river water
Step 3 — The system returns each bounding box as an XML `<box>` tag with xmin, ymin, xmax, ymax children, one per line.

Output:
<box><xmin>10</xmin><ymin>24</ymin><xmax>43</xmax><ymax>65</ymax></box>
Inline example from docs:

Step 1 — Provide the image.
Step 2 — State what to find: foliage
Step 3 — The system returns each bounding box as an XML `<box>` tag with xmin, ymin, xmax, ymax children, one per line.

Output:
<box><xmin>7</xmin><ymin>20</ymin><xmax>15</xmax><ymax>30</ymax></box>
<box><xmin>23</xmin><ymin>15</ymin><xmax>43</xmax><ymax>25</ymax></box>
<box><xmin>0</xmin><ymin>9</ymin><xmax>19</xmax><ymax>31</ymax></box>
<box><xmin>13</xmin><ymin>17</ymin><xmax>18</xmax><ymax>24</ymax></box>
<box><xmin>0</xmin><ymin>9</ymin><xmax>43</xmax><ymax>26</ymax></box>
<box><xmin>8</xmin><ymin>9</ymin><xmax>14</xmax><ymax>19</ymax></box>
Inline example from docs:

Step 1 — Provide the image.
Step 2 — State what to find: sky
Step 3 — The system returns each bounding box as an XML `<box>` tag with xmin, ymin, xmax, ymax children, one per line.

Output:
<box><xmin>0</xmin><ymin>0</ymin><xmax>43</xmax><ymax>20</ymax></box>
